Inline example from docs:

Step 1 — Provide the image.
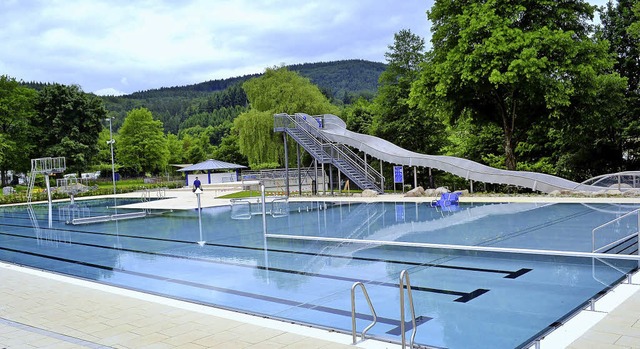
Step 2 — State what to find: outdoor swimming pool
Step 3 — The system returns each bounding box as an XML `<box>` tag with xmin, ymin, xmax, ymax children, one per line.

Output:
<box><xmin>0</xmin><ymin>198</ymin><xmax>638</xmax><ymax>348</ymax></box>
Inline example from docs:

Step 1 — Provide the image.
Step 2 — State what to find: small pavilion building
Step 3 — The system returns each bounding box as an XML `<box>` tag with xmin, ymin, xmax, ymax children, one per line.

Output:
<box><xmin>177</xmin><ymin>159</ymin><xmax>247</xmax><ymax>187</ymax></box>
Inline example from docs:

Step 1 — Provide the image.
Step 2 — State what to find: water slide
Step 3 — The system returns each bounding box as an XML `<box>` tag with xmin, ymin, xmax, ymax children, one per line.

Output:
<box><xmin>309</xmin><ymin>113</ymin><xmax>603</xmax><ymax>194</ymax></box>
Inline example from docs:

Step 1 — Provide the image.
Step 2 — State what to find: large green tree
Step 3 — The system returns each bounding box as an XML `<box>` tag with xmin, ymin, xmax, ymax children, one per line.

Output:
<box><xmin>0</xmin><ymin>75</ymin><xmax>37</xmax><ymax>184</ymax></box>
<box><xmin>411</xmin><ymin>0</ymin><xmax>625</xmax><ymax>174</ymax></box>
<box><xmin>601</xmin><ymin>0</ymin><xmax>640</xmax><ymax>169</ymax></box>
<box><xmin>178</xmin><ymin>126</ymin><xmax>217</xmax><ymax>163</ymax></box>
<box><xmin>212</xmin><ymin>129</ymin><xmax>247</xmax><ymax>166</ymax></box>
<box><xmin>34</xmin><ymin>84</ymin><xmax>107</xmax><ymax>174</ymax></box>
<box><xmin>343</xmin><ymin>97</ymin><xmax>376</xmax><ymax>135</ymax></box>
<box><xmin>234</xmin><ymin>67</ymin><xmax>339</xmax><ymax>168</ymax></box>
<box><xmin>166</xmin><ymin>133</ymin><xmax>184</xmax><ymax>165</ymax></box>
<box><xmin>371</xmin><ymin>29</ymin><xmax>446</xmax><ymax>155</ymax></box>
<box><xmin>628</xmin><ymin>1</ymin><xmax>640</xmax><ymax>38</ymax></box>
<box><xmin>116</xmin><ymin>107</ymin><xmax>169</xmax><ymax>175</ymax></box>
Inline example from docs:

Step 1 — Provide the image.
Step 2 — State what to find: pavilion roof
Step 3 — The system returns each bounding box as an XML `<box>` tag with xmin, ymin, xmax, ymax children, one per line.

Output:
<box><xmin>177</xmin><ymin>159</ymin><xmax>247</xmax><ymax>172</ymax></box>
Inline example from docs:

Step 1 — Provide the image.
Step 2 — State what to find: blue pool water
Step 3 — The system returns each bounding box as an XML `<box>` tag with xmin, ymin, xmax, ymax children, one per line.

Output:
<box><xmin>0</xmin><ymin>199</ymin><xmax>638</xmax><ymax>348</ymax></box>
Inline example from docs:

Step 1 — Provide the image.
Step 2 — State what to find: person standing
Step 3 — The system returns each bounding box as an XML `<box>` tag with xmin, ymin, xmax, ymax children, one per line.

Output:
<box><xmin>193</xmin><ymin>177</ymin><xmax>202</xmax><ymax>192</ymax></box>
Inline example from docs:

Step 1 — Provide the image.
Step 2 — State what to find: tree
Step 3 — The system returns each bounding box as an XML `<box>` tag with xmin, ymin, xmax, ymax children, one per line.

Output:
<box><xmin>0</xmin><ymin>75</ymin><xmax>37</xmax><ymax>185</ymax></box>
<box><xmin>234</xmin><ymin>67</ymin><xmax>339</xmax><ymax>168</ymax></box>
<box><xmin>411</xmin><ymin>0</ymin><xmax>625</xmax><ymax>173</ymax></box>
<box><xmin>371</xmin><ymin>29</ymin><xmax>446</xmax><ymax>155</ymax></box>
<box><xmin>34</xmin><ymin>83</ymin><xmax>107</xmax><ymax>174</ymax></box>
<box><xmin>166</xmin><ymin>133</ymin><xmax>184</xmax><ymax>164</ymax></box>
<box><xmin>601</xmin><ymin>0</ymin><xmax>640</xmax><ymax>169</ymax></box>
<box><xmin>628</xmin><ymin>2</ymin><xmax>640</xmax><ymax>38</ymax></box>
<box><xmin>234</xmin><ymin>109</ymin><xmax>283</xmax><ymax>167</ymax></box>
<box><xmin>116</xmin><ymin>107</ymin><xmax>169</xmax><ymax>175</ymax></box>
<box><xmin>343</xmin><ymin>97</ymin><xmax>376</xmax><ymax>135</ymax></box>
<box><xmin>96</xmin><ymin>128</ymin><xmax>113</xmax><ymax>164</ymax></box>
<box><xmin>242</xmin><ymin>66</ymin><xmax>339</xmax><ymax>115</ymax></box>
<box><xmin>212</xmin><ymin>130</ymin><xmax>248</xmax><ymax>166</ymax></box>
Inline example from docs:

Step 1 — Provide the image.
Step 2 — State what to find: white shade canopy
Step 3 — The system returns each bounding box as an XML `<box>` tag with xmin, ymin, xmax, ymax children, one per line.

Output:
<box><xmin>177</xmin><ymin>159</ymin><xmax>247</xmax><ymax>172</ymax></box>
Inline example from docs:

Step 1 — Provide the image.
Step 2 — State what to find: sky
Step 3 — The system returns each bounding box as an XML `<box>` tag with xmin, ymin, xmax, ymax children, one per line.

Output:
<box><xmin>0</xmin><ymin>0</ymin><xmax>611</xmax><ymax>96</ymax></box>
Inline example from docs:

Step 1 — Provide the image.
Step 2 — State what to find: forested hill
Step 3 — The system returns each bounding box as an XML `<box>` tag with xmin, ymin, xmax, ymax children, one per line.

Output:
<box><xmin>123</xmin><ymin>59</ymin><xmax>385</xmax><ymax>99</ymax></box>
<box><xmin>100</xmin><ymin>59</ymin><xmax>386</xmax><ymax>134</ymax></box>
<box><xmin>289</xmin><ymin>60</ymin><xmax>386</xmax><ymax>100</ymax></box>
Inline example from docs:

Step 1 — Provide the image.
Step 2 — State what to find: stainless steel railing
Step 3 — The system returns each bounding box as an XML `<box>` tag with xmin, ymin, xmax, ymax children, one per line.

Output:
<box><xmin>275</xmin><ymin>113</ymin><xmax>383</xmax><ymax>192</ymax></box>
<box><xmin>351</xmin><ymin>282</ymin><xmax>377</xmax><ymax>344</ymax></box>
<box><xmin>399</xmin><ymin>270</ymin><xmax>417</xmax><ymax>348</ymax></box>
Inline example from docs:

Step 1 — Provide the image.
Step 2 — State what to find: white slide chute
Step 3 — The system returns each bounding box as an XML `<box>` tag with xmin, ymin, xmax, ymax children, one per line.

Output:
<box><xmin>308</xmin><ymin>113</ymin><xmax>603</xmax><ymax>194</ymax></box>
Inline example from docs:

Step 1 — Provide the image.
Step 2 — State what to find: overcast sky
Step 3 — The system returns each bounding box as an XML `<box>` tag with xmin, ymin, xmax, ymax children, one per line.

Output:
<box><xmin>0</xmin><ymin>0</ymin><xmax>611</xmax><ymax>96</ymax></box>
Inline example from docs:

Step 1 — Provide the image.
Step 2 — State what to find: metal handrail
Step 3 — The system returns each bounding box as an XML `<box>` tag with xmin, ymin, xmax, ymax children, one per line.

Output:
<box><xmin>230</xmin><ymin>198</ymin><xmax>253</xmax><ymax>220</ymax></box>
<box><xmin>334</xmin><ymin>143</ymin><xmax>382</xmax><ymax>184</ymax></box>
<box><xmin>230</xmin><ymin>197</ymin><xmax>289</xmax><ymax>219</ymax></box>
<box><xmin>351</xmin><ymin>282</ymin><xmax>377</xmax><ymax>344</ymax></box>
<box><xmin>592</xmin><ymin>208</ymin><xmax>640</xmax><ymax>253</ymax></box>
<box><xmin>323</xmin><ymin>143</ymin><xmax>383</xmax><ymax>189</ymax></box>
<box><xmin>270</xmin><ymin>197</ymin><xmax>289</xmax><ymax>217</ymax></box>
<box><xmin>312</xmin><ymin>116</ymin><xmax>384</xmax><ymax>191</ymax></box>
<box><xmin>290</xmin><ymin>114</ymin><xmax>333</xmax><ymax>162</ymax></box>
<box><xmin>299</xmin><ymin>113</ymin><xmax>383</xmax><ymax>184</ymax></box>
<box><xmin>243</xmin><ymin>168</ymin><xmax>323</xmax><ymax>181</ymax></box>
<box><xmin>141</xmin><ymin>189</ymin><xmax>150</xmax><ymax>202</ymax></box>
<box><xmin>281</xmin><ymin>113</ymin><xmax>383</xmax><ymax>192</ymax></box>
<box><xmin>399</xmin><ymin>270</ymin><xmax>417</xmax><ymax>348</ymax></box>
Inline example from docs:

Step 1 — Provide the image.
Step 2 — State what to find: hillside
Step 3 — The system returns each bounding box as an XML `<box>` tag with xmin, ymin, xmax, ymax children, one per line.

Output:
<box><xmin>100</xmin><ymin>59</ymin><xmax>386</xmax><ymax>134</ymax></box>
<box><xmin>290</xmin><ymin>59</ymin><xmax>386</xmax><ymax>99</ymax></box>
<box><xmin>120</xmin><ymin>59</ymin><xmax>385</xmax><ymax>99</ymax></box>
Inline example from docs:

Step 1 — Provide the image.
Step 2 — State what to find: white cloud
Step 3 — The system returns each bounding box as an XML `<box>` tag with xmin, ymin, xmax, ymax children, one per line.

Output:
<box><xmin>1</xmin><ymin>0</ymin><xmax>433</xmax><ymax>92</ymax></box>
<box><xmin>93</xmin><ymin>87</ymin><xmax>126</xmax><ymax>96</ymax></box>
<box><xmin>0</xmin><ymin>0</ymin><xmax>608</xmax><ymax>95</ymax></box>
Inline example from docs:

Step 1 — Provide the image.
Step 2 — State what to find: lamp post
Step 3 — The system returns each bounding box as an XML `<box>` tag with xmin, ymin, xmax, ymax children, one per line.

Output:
<box><xmin>195</xmin><ymin>187</ymin><xmax>205</xmax><ymax>246</ymax></box>
<box><xmin>106</xmin><ymin>118</ymin><xmax>117</xmax><ymax>214</ymax></box>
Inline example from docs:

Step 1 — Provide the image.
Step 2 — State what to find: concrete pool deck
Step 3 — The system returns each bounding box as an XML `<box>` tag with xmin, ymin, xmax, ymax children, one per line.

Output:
<box><xmin>1</xmin><ymin>189</ymin><xmax>640</xmax><ymax>348</ymax></box>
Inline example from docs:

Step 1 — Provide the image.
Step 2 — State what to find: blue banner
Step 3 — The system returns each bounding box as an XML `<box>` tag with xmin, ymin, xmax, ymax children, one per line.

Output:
<box><xmin>393</xmin><ymin>166</ymin><xmax>403</xmax><ymax>183</ymax></box>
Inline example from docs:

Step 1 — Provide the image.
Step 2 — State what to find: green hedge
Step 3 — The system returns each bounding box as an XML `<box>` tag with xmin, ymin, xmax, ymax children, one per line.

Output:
<box><xmin>0</xmin><ymin>181</ymin><xmax>183</xmax><ymax>205</ymax></box>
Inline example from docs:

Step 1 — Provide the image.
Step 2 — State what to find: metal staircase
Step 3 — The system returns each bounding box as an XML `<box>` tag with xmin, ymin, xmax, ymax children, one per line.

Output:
<box><xmin>274</xmin><ymin>113</ymin><xmax>384</xmax><ymax>193</ymax></box>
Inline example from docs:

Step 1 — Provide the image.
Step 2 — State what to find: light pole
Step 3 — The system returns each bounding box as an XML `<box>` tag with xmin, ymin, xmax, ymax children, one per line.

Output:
<box><xmin>195</xmin><ymin>187</ymin><xmax>205</xmax><ymax>246</ymax></box>
<box><xmin>106</xmin><ymin>118</ymin><xmax>117</xmax><ymax>214</ymax></box>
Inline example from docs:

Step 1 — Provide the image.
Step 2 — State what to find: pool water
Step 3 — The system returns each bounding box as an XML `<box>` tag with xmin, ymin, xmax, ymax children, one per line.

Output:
<box><xmin>0</xmin><ymin>199</ymin><xmax>638</xmax><ymax>348</ymax></box>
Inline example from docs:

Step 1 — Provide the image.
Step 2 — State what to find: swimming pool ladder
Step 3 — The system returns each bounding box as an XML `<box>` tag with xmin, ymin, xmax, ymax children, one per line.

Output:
<box><xmin>351</xmin><ymin>282</ymin><xmax>377</xmax><ymax>344</ymax></box>
<box><xmin>400</xmin><ymin>270</ymin><xmax>417</xmax><ymax>348</ymax></box>
<box><xmin>351</xmin><ymin>270</ymin><xmax>417</xmax><ymax>348</ymax></box>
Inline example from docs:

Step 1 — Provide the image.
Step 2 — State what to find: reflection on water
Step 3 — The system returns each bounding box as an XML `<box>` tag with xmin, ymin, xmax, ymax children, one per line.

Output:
<box><xmin>0</xmin><ymin>199</ymin><xmax>638</xmax><ymax>349</ymax></box>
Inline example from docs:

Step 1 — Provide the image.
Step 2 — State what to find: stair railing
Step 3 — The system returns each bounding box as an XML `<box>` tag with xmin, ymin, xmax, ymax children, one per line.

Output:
<box><xmin>278</xmin><ymin>113</ymin><xmax>383</xmax><ymax>192</ymax></box>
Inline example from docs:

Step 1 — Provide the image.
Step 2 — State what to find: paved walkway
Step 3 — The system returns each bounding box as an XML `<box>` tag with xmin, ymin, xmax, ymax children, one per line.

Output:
<box><xmin>2</xmin><ymin>189</ymin><xmax>640</xmax><ymax>348</ymax></box>
<box><xmin>568</xmin><ymin>286</ymin><xmax>640</xmax><ymax>349</ymax></box>
<box><xmin>0</xmin><ymin>263</ymin><xmax>376</xmax><ymax>349</ymax></box>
